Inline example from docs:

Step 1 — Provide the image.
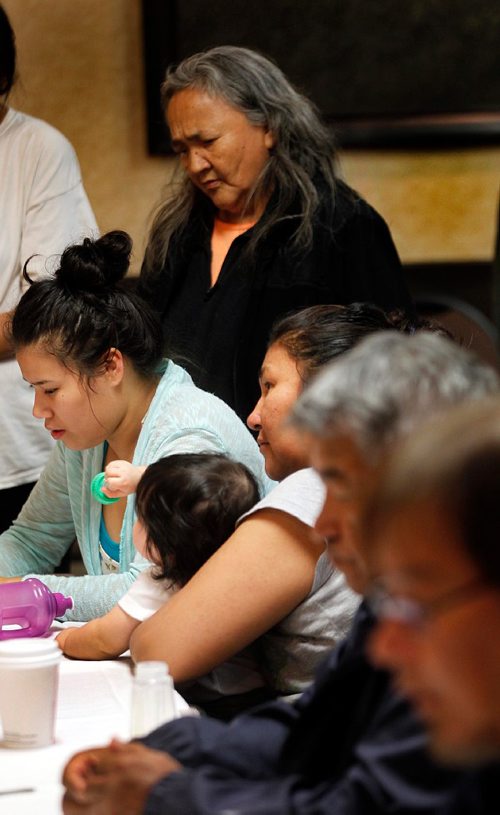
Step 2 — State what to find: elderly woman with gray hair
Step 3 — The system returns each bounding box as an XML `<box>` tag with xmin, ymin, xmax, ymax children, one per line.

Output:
<box><xmin>138</xmin><ymin>45</ymin><xmax>413</xmax><ymax>420</ymax></box>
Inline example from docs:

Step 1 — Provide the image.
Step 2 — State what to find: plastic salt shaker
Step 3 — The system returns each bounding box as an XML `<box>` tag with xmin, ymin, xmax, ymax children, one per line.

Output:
<box><xmin>131</xmin><ymin>660</ymin><xmax>177</xmax><ymax>738</ymax></box>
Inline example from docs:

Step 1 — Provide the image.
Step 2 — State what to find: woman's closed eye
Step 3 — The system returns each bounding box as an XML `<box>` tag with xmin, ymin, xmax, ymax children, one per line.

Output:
<box><xmin>173</xmin><ymin>136</ymin><xmax>217</xmax><ymax>155</ymax></box>
<box><xmin>31</xmin><ymin>385</ymin><xmax>58</xmax><ymax>395</ymax></box>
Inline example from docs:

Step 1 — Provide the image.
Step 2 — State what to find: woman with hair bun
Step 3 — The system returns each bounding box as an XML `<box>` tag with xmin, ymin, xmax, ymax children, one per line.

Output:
<box><xmin>0</xmin><ymin>230</ymin><xmax>271</xmax><ymax>622</ymax></box>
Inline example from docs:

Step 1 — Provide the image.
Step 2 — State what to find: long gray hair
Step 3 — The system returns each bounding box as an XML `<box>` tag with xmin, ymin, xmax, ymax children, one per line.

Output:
<box><xmin>143</xmin><ymin>46</ymin><xmax>339</xmax><ymax>275</ymax></box>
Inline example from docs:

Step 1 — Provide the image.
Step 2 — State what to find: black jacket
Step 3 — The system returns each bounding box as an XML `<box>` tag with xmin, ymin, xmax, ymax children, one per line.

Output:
<box><xmin>140</xmin><ymin>604</ymin><xmax>458</xmax><ymax>814</ymax></box>
<box><xmin>138</xmin><ymin>181</ymin><xmax>414</xmax><ymax>420</ymax></box>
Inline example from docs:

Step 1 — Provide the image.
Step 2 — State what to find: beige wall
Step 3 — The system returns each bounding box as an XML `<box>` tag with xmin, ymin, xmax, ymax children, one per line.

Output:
<box><xmin>4</xmin><ymin>0</ymin><xmax>500</xmax><ymax>273</ymax></box>
<box><xmin>4</xmin><ymin>0</ymin><xmax>170</xmax><ymax>274</ymax></box>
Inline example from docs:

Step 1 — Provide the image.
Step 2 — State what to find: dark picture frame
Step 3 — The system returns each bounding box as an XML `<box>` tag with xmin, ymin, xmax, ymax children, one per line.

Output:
<box><xmin>142</xmin><ymin>0</ymin><xmax>500</xmax><ymax>154</ymax></box>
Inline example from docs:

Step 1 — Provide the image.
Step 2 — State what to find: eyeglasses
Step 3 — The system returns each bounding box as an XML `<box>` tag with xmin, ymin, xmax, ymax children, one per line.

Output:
<box><xmin>368</xmin><ymin>576</ymin><xmax>489</xmax><ymax>629</ymax></box>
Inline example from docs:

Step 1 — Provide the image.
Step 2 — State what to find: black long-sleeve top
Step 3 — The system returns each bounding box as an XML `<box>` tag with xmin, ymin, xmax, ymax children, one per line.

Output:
<box><xmin>138</xmin><ymin>181</ymin><xmax>414</xmax><ymax>421</ymax></box>
<box><xmin>140</xmin><ymin>604</ymin><xmax>459</xmax><ymax>815</ymax></box>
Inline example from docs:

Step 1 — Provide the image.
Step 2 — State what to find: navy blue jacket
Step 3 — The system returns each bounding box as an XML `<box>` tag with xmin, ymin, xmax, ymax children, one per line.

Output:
<box><xmin>140</xmin><ymin>604</ymin><xmax>458</xmax><ymax>814</ymax></box>
<box><xmin>444</xmin><ymin>763</ymin><xmax>500</xmax><ymax>814</ymax></box>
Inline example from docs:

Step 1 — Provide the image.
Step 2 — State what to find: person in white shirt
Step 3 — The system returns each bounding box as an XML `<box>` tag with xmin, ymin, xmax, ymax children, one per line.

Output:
<box><xmin>0</xmin><ymin>3</ymin><xmax>98</xmax><ymax>530</ymax></box>
<box><xmin>129</xmin><ymin>304</ymin><xmax>426</xmax><ymax>700</ymax></box>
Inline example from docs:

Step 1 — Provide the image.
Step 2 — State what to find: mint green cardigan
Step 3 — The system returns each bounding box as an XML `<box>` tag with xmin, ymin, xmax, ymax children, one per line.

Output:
<box><xmin>0</xmin><ymin>361</ymin><xmax>272</xmax><ymax>620</ymax></box>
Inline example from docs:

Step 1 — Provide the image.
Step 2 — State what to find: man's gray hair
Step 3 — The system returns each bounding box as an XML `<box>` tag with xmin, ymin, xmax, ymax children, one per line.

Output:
<box><xmin>291</xmin><ymin>331</ymin><xmax>500</xmax><ymax>456</ymax></box>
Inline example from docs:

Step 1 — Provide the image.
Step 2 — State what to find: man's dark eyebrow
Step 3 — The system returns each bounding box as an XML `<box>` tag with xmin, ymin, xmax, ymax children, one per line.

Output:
<box><xmin>317</xmin><ymin>466</ymin><xmax>347</xmax><ymax>482</ymax></box>
<box><xmin>401</xmin><ymin>563</ymin><xmax>447</xmax><ymax>582</ymax></box>
<box><xmin>382</xmin><ymin>561</ymin><xmax>450</xmax><ymax>589</ymax></box>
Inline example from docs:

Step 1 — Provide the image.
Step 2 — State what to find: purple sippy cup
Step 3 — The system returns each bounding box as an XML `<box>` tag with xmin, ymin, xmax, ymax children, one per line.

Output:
<box><xmin>0</xmin><ymin>578</ymin><xmax>73</xmax><ymax>639</ymax></box>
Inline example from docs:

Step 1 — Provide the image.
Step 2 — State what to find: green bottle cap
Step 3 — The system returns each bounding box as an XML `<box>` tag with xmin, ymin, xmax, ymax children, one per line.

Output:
<box><xmin>91</xmin><ymin>472</ymin><xmax>119</xmax><ymax>504</ymax></box>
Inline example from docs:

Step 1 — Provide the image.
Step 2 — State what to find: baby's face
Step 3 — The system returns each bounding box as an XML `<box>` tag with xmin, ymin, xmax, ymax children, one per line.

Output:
<box><xmin>132</xmin><ymin>519</ymin><xmax>161</xmax><ymax>566</ymax></box>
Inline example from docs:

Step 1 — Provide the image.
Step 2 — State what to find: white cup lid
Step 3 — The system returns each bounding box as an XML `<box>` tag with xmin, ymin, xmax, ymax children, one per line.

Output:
<box><xmin>0</xmin><ymin>637</ymin><xmax>61</xmax><ymax>664</ymax></box>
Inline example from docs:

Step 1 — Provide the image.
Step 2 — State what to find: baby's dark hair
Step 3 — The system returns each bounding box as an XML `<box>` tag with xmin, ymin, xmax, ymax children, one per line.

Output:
<box><xmin>10</xmin><ymin>230</ymin><xmax>164</xmax><ymax>381</ymax></box>
<box><xmin>135</xmin><ymin>453</ymin><xmax>260</xmax><ymax>587</ymax></box>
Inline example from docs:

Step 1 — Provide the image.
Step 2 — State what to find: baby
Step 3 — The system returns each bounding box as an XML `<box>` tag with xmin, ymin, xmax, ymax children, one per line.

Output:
<box><xmin>57</xmin><ymin>453</ymin><xmax>260</xmax><ymax>660</ymax></box>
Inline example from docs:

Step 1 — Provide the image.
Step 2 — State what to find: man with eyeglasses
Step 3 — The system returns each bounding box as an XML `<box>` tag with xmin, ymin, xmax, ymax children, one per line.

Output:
<box><xmin>368</xmin><ymin>397</ymin><xmax>500</xmax><ymax>812</ymax></box>
<box><xmin>62</xmin><ymin>332</ymin><xmax>498</xmax><ymax>815</ymax></box>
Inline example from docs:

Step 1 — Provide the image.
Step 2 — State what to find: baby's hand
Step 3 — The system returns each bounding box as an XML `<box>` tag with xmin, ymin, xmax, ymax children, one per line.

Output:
<box><xmin>56</xmin><ymin>628</ymin><xmax>74</xmax><ymax>652</ymax></box>
<box><xmin>102</xmin><ymin>461</ymin><xmax>145</xmax><ymax>498</ymax></box>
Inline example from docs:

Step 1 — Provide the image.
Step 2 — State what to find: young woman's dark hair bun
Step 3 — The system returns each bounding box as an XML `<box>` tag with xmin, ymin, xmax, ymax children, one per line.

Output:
<box><xmin>11</xmin><ymin>229</ymin><xmax>164</xmax><ymax>380</ymax></box>
<box><xmin>58</xmin><ymin>230</ymin><xmax>132</xmax><ymax>294</ymax></box>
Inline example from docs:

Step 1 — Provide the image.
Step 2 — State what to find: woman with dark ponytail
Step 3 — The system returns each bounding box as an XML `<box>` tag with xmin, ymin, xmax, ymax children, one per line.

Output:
<box><xmin>0</xmin><ymin>231</ymin><xmax>270</xmax><ymax>621</ymax></box>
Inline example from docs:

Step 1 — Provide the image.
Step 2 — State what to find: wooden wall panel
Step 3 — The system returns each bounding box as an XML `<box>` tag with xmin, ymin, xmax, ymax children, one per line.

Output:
<box><xmin>3</xmin><ymin>0</ymin><xmax>499</xmax><ymax>272</ymax></box>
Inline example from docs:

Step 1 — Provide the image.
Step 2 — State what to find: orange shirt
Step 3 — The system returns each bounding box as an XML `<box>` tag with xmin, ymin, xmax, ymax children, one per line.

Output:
<box><xmin>211</xmin><ymin>217</ymin><xmax>255</xmax><ymax>286</ymax></box>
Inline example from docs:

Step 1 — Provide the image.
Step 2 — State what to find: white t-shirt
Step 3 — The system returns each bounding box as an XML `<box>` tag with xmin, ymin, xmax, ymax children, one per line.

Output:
<box><xmin>238</xmin><ymin>468</ymin><xmax>360</xmax><ymax>694</ymax></box>
<box><xmin>119</xmin><ymin>568</ymin><xmax>265</xmax><ymax>701</ymax></box>
<box><xmin>0</xmin><ymin>108</ymin><xmax>98</xmax><ymax>490</ymax></box>
<box><xmin>118</xmin><ymin>569</ymin><xmax>177</xmax><ymax>620</ymax></box>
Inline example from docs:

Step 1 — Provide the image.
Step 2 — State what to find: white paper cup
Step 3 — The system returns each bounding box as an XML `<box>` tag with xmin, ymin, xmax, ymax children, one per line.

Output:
<box><xmin>0</xmin><ymin>638</ymin><xmax>62</xmax><ymax>749</ymax></box>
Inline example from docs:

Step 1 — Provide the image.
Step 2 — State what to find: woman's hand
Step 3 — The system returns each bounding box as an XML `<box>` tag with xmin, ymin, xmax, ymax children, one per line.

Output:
<box><xmin>102</xmin><ymin>462</ymin><xmax>146</xmax><ymax>499</ymax></box>
<box><xmin>62</xmin><ymin>738</ymin><xmax>181</xmax><ymax>814</ymax></box>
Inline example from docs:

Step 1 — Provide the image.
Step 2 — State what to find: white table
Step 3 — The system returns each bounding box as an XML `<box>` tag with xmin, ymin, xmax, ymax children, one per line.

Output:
<box><xmin>0</xmin><ymin>652</ymin><xmax>190</xmax><ymax>814</ymax></box>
